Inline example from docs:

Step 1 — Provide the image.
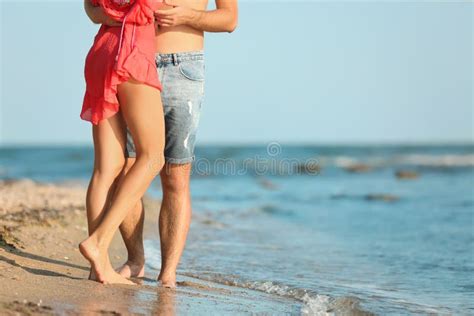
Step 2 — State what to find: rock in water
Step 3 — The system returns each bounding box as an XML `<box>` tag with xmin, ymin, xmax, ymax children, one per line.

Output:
<box><xmin>343</xmin><ymin>164</ymin><xmax>372</xmax><ymax>173</ymax></box>
<box><xmin>395</xmin><ymin>170</ymin><xmax>420</xmax><ymax>180</ymax></box>
<box><xmin>364</xmin><ymin>194</ymin><xmax>399</xmax><ymax>202</ymax></box>
<box><xmin>295</xmin><ymin>163</ymin><xmax>321</xmax><ymax>175</ymax></box>
<box><xmin>258</xmin><ymin>178</ymin><xmax>279</xmax><ymax>190</ymax></box>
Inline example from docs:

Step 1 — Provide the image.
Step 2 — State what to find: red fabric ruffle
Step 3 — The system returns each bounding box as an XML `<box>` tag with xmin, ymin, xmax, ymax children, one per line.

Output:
<box><xmin>81</xmin><ymin>0</ymin><xmax>162</xmax><ymax>125</ymax></box>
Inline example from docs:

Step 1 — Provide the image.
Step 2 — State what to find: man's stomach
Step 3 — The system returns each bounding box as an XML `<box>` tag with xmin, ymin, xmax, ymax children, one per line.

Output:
<box><xmin>154</xmin><ymin>25</ymin><xmax>204</xmax><ymax>53</ymax></box>
<box><xmin>153</xmin><ymin>0</ymin><xmax>207</xmax><ymax>53</ymax></box>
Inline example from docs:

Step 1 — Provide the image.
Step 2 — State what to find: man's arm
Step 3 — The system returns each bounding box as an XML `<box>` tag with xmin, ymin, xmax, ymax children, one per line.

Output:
<box><xmin>83</xmin><ymin>0</ymin><xmax>121</xmax><ymax>26</ymax></box>
<box><xmin>155</xmin><ymin>0</ymin><xmax>238</xmax><ymax>33</ymax></box>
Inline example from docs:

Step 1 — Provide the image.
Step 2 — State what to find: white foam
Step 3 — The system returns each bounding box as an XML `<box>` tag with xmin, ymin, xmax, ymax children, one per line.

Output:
<box><xmin>179</xmin><ymin>272</ymin><xmax>338</xmax><ymax>315</ymax></box>
<box><xmin>246</xmin><ymin>281</ymin><xmax>333</xmax><ymax>315</ymax></box>
<box><xmin>328</xmin><ymin>154</ymin><xmax>474</xmax><ymax>168</ymax></box>
<box><xmin>394</xmin><ymin>154</ymin><xmax>474</xmax><ymax>167</ymax></box>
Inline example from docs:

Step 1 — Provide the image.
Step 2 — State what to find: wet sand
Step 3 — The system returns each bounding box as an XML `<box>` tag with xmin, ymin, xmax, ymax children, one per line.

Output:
<box><xmin>0</xmin><ymin>179</ymin><xmax>299</xmax><ymax>315</ymax></box>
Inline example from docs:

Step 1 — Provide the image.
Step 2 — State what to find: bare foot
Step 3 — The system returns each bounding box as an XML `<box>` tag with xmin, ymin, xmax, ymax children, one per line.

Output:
<box><xmin>79</xmin><ymin>238</ymin><xmax>105</xmax><ymax>282</ymax></box>
<box><xmin>89</xmin><ymin>256</ymin><xmax>114</xmax><ymax>281</ymax></box>
<box><xmin>88</xmin><ymin>268</ymin><xmax>97</xmax><ymax>281</ymax></box>
<box><xmin>158</xmin><ymin>280</ymin><xmax>177</xmax><ymax>288</ymax></box>
<box><xmin>79</xmin><ymin>238</ymin><xmax>135</xmax><ymax>285</ymax></box>
<box><xmin>158</xmin><ymin>273</ymin><xmax>176</xmax><ymax>288</ymax></box>
<box><xmin>103</xmin><ymin>269</ymin><xmax>136</xmax><ymax>285</ymax></box>
<box><xmin>116</xmin><ymin>261</ymin><xmax>145</xmax><ymax>278</ymax></box>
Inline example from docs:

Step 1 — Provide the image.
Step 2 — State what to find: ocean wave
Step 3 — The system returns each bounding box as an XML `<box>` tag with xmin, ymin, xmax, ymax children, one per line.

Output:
<box><xmin>328</xmin><ymin>154</ymin><xmax>474</xmax><ymax>168</ymax></box>
<box><xmin>396</xmin><ymin>154</ymin><xmax>474</xmax><ymax>167</ymax></box>
<box><xmin>187</xmin><ymin>153</ymin><xmax>474</xmax><ymax>177</ymax></box>
<box><xmin>180</xmin><ymin>272</ymin><xmax>372</xmax><ymax>316</ymax></box>
<box><xmin>245</xmin><ymin>281</ymin><xmax>332</xmax><ymax>315</ymax></box>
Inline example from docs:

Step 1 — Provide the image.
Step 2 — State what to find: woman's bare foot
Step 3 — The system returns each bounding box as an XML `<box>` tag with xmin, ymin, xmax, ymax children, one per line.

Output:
<box><xmin>116</xmin><ymin>260</ymin><xmax>145</xmax><ymax>278</ymax></box>
<box><xmin>88</xmin><ymin>269</ymin><xmax>97</xmax><ymax>281</ymax></box>
<box><xmin>79</xmin><ymin>238</ymin><xmax>105</xmax><ymax>281</ymax></box>
<box><xmin>90</xmin><ymin>256</ymin><xmax>117</xmax><ymax>281</ymax></box>
<box><xmin>102</xmin><ymin>268</ymin><xmax>136</xmax><ymax>285</ymax></box>
<box><xmin>79</xmin><ymin>238</ymin><xmax>135</xmax><ymax>285</ymax></box>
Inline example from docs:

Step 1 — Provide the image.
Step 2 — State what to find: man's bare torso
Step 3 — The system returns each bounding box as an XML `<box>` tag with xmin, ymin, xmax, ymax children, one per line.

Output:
<box><xmin>155</xmin><ymin>0</ymin><xmax>209</xmax><ymax>53</ymax></box>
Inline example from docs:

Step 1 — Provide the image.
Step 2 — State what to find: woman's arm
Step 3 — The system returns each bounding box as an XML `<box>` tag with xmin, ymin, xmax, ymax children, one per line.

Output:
<box><xmin>83</xmin><ymin>0</ymin><xmax>121</xmax><ymax>26</ymax></box>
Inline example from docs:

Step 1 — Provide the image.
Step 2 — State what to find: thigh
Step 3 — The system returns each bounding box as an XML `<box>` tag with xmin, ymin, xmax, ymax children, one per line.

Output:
<box><xmin>124</xmin><ymin>65</ymin><xmax>166</xmax><ymax>159</ymax></box>
<box><xmin>92</xmin><ymin>112</ymin><xmax>127</xmax><ymax>172</ymax></box>
<box><xmin>117</xmin><ymin>79</ymin><xmax>165</xmax><ymax>157</ymax></box>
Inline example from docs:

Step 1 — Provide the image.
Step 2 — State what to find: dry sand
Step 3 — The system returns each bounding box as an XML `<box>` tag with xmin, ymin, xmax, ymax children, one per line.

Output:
<box><xmin>0</xmin><ymin>179</ymin><xmax>298</xmax><ymax>315</ymax></box>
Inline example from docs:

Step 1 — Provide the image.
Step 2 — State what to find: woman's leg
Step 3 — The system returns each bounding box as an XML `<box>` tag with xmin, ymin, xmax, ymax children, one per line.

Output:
<box><xmin>80</xmin><ymin>79</ymin><xmax>165</xmax><ymax>284</ymax></box>
<box><xmin>86</xmin><ymin>113</ymin><xmax>127</xmax><ymax>280</ymax></box>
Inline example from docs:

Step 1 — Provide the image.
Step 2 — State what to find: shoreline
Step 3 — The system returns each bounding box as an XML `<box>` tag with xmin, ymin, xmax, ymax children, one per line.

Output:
<box><xmin>0</xmin><ymin>179</ymin><xmax>299</xmax><ymax>315</ymax></box>
<box><xmin>2</xmin><ymin>145</ymin><xmax>472</xmax><ymax>315</ymax></box>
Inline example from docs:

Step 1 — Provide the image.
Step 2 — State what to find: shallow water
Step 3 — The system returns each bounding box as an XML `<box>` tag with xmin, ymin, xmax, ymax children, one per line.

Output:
<box><xmin>1</xmin><ymin>144</ymin><xmax>473</xmax><ymax>314</ymax></box>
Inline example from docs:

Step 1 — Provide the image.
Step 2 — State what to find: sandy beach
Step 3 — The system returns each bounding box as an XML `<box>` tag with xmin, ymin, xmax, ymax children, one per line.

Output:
<box><xmin>0</xmin><ymin>179</ymin><xmax>299</xmax><ymax>315</ymax></box>
<box><xmin>2</xmin><ymin>144</ymin><xmax>472</xmax><ymax>315</ymax></box>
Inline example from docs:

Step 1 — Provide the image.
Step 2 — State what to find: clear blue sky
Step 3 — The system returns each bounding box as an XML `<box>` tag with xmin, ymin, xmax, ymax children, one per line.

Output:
<box><xmin>0</xmin><ymin>0</ymin><xmax>472</xmax><ymax>145</ymax></box>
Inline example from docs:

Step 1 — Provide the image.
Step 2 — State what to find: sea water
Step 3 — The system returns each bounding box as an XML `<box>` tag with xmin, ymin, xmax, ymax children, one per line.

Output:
<box><xmin>1</xmin><ymin>144</ymin><xmax>473</xmax><ymax>314</ymax></box>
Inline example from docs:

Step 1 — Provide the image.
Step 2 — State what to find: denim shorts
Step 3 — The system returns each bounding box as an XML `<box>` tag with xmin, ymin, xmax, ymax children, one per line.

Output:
<box><xmin>126</xmin><ymin>51</ymin><xmax>205</xmax><ymax>164</ymax></box>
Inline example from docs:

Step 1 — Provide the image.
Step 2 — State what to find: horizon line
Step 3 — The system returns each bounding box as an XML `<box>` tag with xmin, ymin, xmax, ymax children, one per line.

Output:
<box><xmin>1</xmin><ymin>140</ymin><xmax>473</xmax><ymax>148</ymax></box>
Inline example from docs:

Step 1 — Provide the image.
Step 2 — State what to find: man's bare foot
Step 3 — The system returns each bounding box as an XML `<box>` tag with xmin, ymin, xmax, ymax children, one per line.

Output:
<box><xmin>158</xmin><ymin>273</ymin><xmax>176</xmax><ymax>288</ymax></box>
<box><xmin>116</xmin><ymin>261</ymin><xmax>145</xmax><ymax>278</ymax></box>
<box><xmin>158</xmin><ymin>280</ymin><xmax>177</xmax><ymax>288</ymax></box>
<box><xmin>79</xmin><ymin>238</ymin><xmax>135</xmax><ymax>285</ymax></box>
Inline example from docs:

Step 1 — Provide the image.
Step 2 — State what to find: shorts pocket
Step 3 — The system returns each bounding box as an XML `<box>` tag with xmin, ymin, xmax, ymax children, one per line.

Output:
<box><xmin>178</xmin><ymin>60</ymin><xmax>205</xmax><ymax>82</ymax></box>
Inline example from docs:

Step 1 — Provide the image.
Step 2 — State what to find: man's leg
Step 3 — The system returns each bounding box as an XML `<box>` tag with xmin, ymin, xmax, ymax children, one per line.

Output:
<box><xmin>155</xmin><ymin>52</ymin><xmax>204</xmax><ymax>286</ymax></box>
<box><xmin>116</xmin><ymin>158</ymin><xmax>146</xmax><ymax>278</ymax></box>
<box><xmin>158</xmin><ymin>163</ymin><xmax>192</xmax><ymax>287</ymax></box>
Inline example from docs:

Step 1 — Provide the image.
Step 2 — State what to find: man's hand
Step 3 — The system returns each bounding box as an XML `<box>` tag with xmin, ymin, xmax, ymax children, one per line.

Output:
<box><xmin>154</xmin><ymin>1</ymin><xmax>195</xmax><ymax>28</ymax></box>
<box><xmin>84</xmin><ymin>0</ymin><xmax>121</xmax><ymax>26</ymax></box>
<box><xmin>155</xmin><ymin>0</ymin><xmax>238</xmax><ymax>33</ymax></box>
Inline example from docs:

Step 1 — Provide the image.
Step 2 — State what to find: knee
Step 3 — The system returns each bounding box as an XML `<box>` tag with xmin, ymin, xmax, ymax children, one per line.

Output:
<box><xmin>122</xmin><ymin>158</ymin><xmax>136</xmax><ymax>176</ymax></box>
<box><xmin>93</xmin><ymin>158</ymin><xmax>125</xmax><ymax>183</ymax></box>
<box><xmin>137</xmin><ymin>152</ymin><xmax>165</xmax><ymax>177</ymax></box>
<box><xmin>162</xmin><ymin>170</ymin><xmax>190</xmax><ymax>195</ymax></box>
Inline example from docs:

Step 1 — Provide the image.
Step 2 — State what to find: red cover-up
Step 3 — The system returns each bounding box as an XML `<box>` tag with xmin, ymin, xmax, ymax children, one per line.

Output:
<box><xmin>81</xmin><ymin>0</ymin><xmax>162</xmax><ymax>125</ymax></box>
